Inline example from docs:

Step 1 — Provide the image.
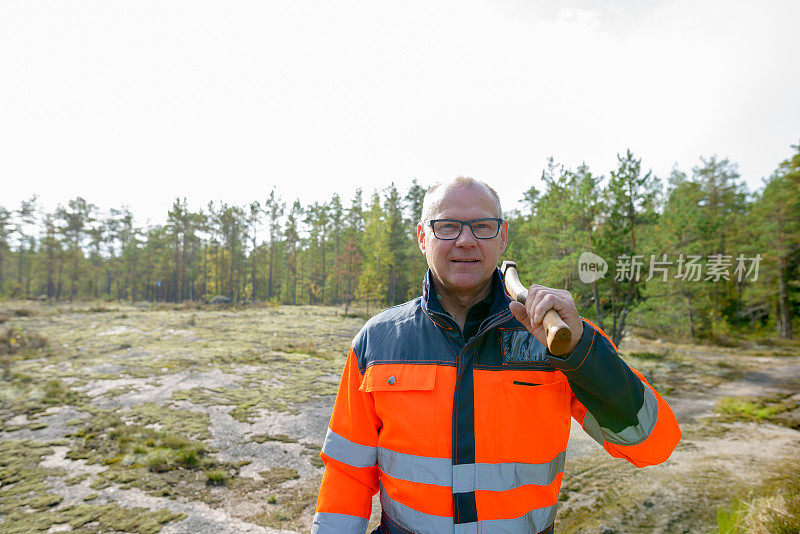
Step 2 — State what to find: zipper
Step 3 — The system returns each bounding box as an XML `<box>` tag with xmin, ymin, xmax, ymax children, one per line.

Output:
<box><xmin>462</xmin><ymin>311</ymin><xmax>512</xmax><ymax>354</ymax></box>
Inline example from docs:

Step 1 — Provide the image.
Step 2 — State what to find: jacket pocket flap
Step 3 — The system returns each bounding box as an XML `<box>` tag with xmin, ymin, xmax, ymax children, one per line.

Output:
<box><xmin>359</xmin><ymin>364</ymin><xmax>436</xmax><ymax>392</ymax></box>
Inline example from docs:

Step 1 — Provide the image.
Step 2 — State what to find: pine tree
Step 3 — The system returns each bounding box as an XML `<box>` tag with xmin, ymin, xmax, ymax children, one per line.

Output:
<box><xmin>0</xmin><ymin>206</ymin><xmax>12</xmax><ymax>294</ymax></box>
<box><xmin>691</xmin><ymin>156</ymin><xmax>749</xmax><ymax>335</ymax></box>
<box><xmin>404</xmin><ymin>180</ymin><xmax>429</xmax><ymax>298</ymax></box>
<box><xmin>328</xmin><ymin>194</ymin><xmax>344</xmax><ymax>303</ymax></box>
<box><xmin>571</xmin><ymin>163</ymin><xmax>604</xmax><ymax>328</ymax></box>
<box><xmin>384</xmin><ymin>183</ymin><xmax>407</xmax><ymax>305</ymax></box>
<box><xmin>357</xmin><ymin>192</ymin><xmax>391</xmax><ymax>314</ymax></box>
<box><xmin>265</xmin><ymin>190</ymin><xmax>285</xmax><ymax>301</ymax></box>
<box><xmin>14</xmin><ymin>196</ymin><xmax>38</xmax><ymax>297</ymax></box>
<box><xmin>283</xmin><ymin>200</ymin><xmax>302</xmax><ymax>304</ymax></box>
<box><xmin>597</xmin><ymin>150</ymin><xmax>660</xmax><ymax>346</ymax></box>
<box><xmin>752</xmin><ymin>146</ymin><xmax>800</xmax><ymax>338</ymax></box>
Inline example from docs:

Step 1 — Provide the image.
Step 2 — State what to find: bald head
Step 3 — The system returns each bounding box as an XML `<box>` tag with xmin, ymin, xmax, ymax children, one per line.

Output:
<box><xmin>419</xmin><ymin>177</ymin><xmax>502</xmax><ymax>226</ymax></box>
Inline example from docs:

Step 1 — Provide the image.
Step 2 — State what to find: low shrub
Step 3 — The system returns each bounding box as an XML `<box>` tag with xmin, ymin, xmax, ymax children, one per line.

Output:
<box><xmin>205</xmin><ymin>469</ymin><xmax>228</xmax><ymax>486</ymax></box>
<box><xmin>0</xmin><ymin>327</ymin><xmax>48</xmax><ymax>355</ymax></box>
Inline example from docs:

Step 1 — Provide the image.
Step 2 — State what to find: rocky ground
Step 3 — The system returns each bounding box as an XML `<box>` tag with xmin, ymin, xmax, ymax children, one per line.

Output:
<box><xmin>1</xmin><ymin>301</ymin><xmax>798</xmax><ymax>533</ymax></box>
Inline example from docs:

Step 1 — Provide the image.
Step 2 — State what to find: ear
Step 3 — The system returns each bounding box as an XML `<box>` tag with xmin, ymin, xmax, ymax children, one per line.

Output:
<box><xmin>499</xmin><ymin>219</ymin><xmax>508</xmax><ymax>254</ymax></box>
<box><xmin>416</xmin><ymin>222</ymin><xmax>427</xmax><ymax>254</ymax></box>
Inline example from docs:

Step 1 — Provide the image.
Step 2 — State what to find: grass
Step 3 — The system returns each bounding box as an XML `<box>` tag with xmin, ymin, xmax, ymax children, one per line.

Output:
<box><xmin>625</xmin><ymin>351</ymin><xmax>668</xmax><ymax>361</ymax></box>
<box><xmin>0</xmin><ymin>325</ymin><xmax>49</xmax><ymax>378</ymax></box>
<box><xmin>251</xmin><ymin>433</ymin><xmax>297</xmax><ymax>443</ymax></box>
<box><xmin>715</xmin><ymin>459</ymin><xmax>800</xmax><ymax>533</ymax></box>
<box><xmin>717</xmin><ymin>394</ymin><xmax>800</xmax><ymax>429</ymax></box>
<box><xmin>0</xmin><ymin>439</ymin><xmax>185</xmax><ymax>533</ymax></box>
<box><xmin>205</xmin><ymin>468</ymin><xmax>228</xmax><ymax>486</ymax></box>
<box><xmin>716</xmin><ymin>500</ymin><xmax>746</xmax><ymax>533</ymax></box>
<box><xmin>302</xmin><ymin>442</ymin><xmax>324</xmax><ymax>467</ymax></box>
<box><xmin>67</xmin><ymin>409</ymin><xmax>210</xmax><ymax>473</ymax></box>
<box><xmin>1</xmin><ymin>374</ymin><xmax>87</xmax><ymax>417</ymax></box>
<box><xmin>259</xmin><ymin>467</ymin><xmax>300</xmax><ymax>487</ymax></box>
<box><xmin>245</xmin><ymin>476</ymin><xmax>322</xmax><ymax>529</ymax></box>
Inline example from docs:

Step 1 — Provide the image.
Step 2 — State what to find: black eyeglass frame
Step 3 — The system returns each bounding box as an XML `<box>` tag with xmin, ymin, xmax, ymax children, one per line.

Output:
<box><xmin>428</xmin><ymin>218</ymin><xmax>504</xmax><ymax>240</ymax></box>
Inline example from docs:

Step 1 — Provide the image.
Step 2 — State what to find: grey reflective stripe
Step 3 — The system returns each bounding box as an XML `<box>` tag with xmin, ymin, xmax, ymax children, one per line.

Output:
<box><xmin>378</xmin><ymin>447</ymin><xmax>564</xmax><ymax>492</ymax></box>
<box><xmin>580</xmin><ymin>409</ymin><xmax>606</xmax><ymax>445</ymax></box>
<box><xmin>452</xmin><ymin>452</ymin><xmax>565</xmax><ymax>493</ymax></box>
<box><xmin>311</xmin><ymin>511</ymin><xmax>369</xmax><ymax>533</ymax></box>
<box><xmin>381</xmin><ymin>481</ymin><xmax>557</xmax><ymax>534</ymax></box>
<box><xmin>582</xmin><ymin>384</ymin><xmax>660</xmax><ymax>446</ymax></box>
<box><xmin>464</xmin><ymin>504</ymin><xmax>557</xmax><ymax>534</ymax></box>
<box><xmin>321</xmin><ymin>428</ymin><xmax>377</xmax><ymax>468</ymax></box>
<box><xmin>378</xmin><ymin>447</ymin><xmax>452</xmax><ymax>487</ymax></box>
<box><xmin>380</xmin><ymin>482</ymin><xmax>454</xmax><ymax>534</ymax></box>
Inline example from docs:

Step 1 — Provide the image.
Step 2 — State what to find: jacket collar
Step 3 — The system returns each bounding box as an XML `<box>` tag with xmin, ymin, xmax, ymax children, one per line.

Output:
<box><xmin>422</xmin><ymin>267</ymin><xmax>511</xmax><ymax>321</ymax></box>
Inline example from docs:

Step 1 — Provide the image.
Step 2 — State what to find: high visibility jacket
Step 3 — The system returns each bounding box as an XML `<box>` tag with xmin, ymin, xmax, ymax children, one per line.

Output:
<box><xmin>313</xmin><ymin>270</ymin><xmax>681</xmax><ymax>534</ymax></box>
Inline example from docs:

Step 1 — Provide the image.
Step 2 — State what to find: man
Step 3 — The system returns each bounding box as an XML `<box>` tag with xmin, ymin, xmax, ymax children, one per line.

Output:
<box><xmin>313</xmin><ymin>177</ymin><xmax>680</xmax><ymax>533</ymax></box>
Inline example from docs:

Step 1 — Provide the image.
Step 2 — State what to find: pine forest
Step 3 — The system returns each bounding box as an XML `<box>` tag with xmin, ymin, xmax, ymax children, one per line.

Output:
<box><xmin>2</xmin><ymin>145</ymin><xmax>798</xmax><ymax>344</ymax></box>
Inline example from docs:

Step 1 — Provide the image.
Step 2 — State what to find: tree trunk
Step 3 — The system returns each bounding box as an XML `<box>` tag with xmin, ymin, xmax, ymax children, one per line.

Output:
<box><xmin>321</xmin><ymin>234</ymin><xmax>326</xmax><ymax>304</ymax></box>
<box><xmin>55</xmin><ymin>250</ymin><xmax>64</xmax><ymax>301</ymax></box>
<box><xmin>592</xmin><ymin>280</ymin><xmax>603</xmax><ymax>331</ymax></box>
<box><xmin>777</xmin><ymin>256</ymin><xmax>791</xmax><ymax>338</ymax></box>
<box><xmin>70</xmin><ymin>246</ymin><xmax>79</xmax><ymax>301</ymax></box>
<box><xmin>47</xmin><ymin>244</ymin><xmax>55</xmax><ymax>299</ymax></box>
<box><xmin>268</xmin><ymin>245</ymin><xmax>274</xmax><ymax>300</ymax></box>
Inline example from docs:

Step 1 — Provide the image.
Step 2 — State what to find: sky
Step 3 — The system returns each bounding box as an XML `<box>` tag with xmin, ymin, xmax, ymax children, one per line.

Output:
<box><xmin>2</xmin><ymin>0</ymin><xmax>799</xmax><ymax>227</ymax></box>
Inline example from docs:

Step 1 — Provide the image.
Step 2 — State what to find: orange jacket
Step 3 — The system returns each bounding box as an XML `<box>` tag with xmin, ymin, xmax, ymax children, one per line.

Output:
<box><xmin>313</xmin><ymin>270</ymin><xmax>680</xmax><ymax>533</ymax></box>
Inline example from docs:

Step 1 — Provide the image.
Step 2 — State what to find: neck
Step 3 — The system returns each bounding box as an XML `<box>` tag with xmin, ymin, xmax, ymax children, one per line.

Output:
<box><xmin>430</xmin><ymin>275</ymin><xmax>492</xmax><ymax>331</ymax></box>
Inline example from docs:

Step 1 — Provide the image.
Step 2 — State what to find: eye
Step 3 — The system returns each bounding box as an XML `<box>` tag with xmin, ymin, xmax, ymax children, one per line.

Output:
<box><xmin>474</xmin><ymin>223</ymin><xmax>489</xmax><ymax>230</ymax></box>
<box><xmin>440</xmin><ymin>222</ymin><xmax>459</xmax><ymax>230</ymax></box>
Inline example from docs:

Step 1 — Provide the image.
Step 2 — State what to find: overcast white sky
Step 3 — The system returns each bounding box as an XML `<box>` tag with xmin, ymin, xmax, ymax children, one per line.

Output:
<box><xmin>2</xmin><ymin>0</ymin><xmax>799</xmax><ymax>227</ymax></box>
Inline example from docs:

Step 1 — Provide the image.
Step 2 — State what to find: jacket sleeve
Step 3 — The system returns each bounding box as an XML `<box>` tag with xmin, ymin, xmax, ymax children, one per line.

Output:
<box><xmin>546</xmin><ymin>319</ymin><xmax>681</xmax><ymax>467</ymax></box>
<box><xmin>312</xmin><ymin>347</ymin><xmax>381</xmax><ymax>533</ymax></box>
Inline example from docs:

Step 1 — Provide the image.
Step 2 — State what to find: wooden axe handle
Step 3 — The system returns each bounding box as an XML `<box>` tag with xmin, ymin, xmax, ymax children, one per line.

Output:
<box><xmin>501</xmin><ymin>260</ymin><xmax>573</xmax><ymax>356</ymax></box>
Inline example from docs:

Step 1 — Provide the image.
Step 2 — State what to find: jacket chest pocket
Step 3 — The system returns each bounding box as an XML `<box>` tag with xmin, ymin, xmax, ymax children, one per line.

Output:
<box><xmin>360</xmin><ymin>364</ymin><xmax>441</xmax><ymax>453</ymax></box>
<box><xmin>491</xmin><ymin>374</ymin><xmax>570</xmax><ymax>462</ymax></box>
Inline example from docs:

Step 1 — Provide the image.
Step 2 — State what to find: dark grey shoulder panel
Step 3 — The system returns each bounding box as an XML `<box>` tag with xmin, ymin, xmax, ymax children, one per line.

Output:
<box><xmin>352</xmin><ymin>298</ymin><xmax>457</xmax><ymax>373</ymax></box>
<box><xmin>546</xmin><ymin>320</ymin><xmax>645</xmax><ymax>432</ymax></box>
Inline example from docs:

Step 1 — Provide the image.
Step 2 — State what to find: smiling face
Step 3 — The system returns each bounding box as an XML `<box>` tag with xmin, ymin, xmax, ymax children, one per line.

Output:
<box><xmin>417</xmin><ymin>182</ymin><xmax>508</xmax><ymax>300</ymax></box>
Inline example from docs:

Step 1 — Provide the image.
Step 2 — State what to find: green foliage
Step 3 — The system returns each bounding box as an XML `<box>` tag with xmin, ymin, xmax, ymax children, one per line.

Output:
<box><xmin>716</xmin><ymin>393</ymin><xmax>800</xmax><ymax>428</ymax></box>
<box><xmin>259</xmin><ymin>467</ymin><xmax>300</xmax><ymax>487</ymax></box>
<box><xmin>0</xmin><ymin>143</ymin><xmax>799</xmax><ymax>343</ymax></box>
<box><xmin>716</xmin><ymin>499</ymin><xmax>745</xmax><ymax>533</ymax></box>
<box><xmin>713</xmin><ymin>459</ymin><xmax>800</xmax><ymax>533</ymax></box>
<box><xmin>0</xmin><ymin>438</ymin><xmax>186</xmax><ymax>533</ymax></box>
<box><xmin>205</xmin><ymin>468</ymin><xmax>228</xmax><ymax>486</ymax></box>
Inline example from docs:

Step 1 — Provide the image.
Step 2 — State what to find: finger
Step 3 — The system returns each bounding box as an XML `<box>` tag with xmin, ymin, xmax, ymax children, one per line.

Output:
<box><xmin>534</xmin><ymin>293</ymin><xmax>562</xmax><ymax>323</ymax></box>
<box><xmin>549</xmin><ymin>290</ymin><xmax>577</xmax><ymax>319</ymax></box>
<box><xmin>532</xmin><ymin>293</ymin><xmax>551</xmax><ymax>323</ymax></box>
<box><xmin>508</xmin><ymin>301</ymin><xmax>528</xmax><ymax>325</ymax></box>
<box><xmin>526</xmin><ymin>287</ymin><xmax>544</xmax><ymax>321</ymax></box>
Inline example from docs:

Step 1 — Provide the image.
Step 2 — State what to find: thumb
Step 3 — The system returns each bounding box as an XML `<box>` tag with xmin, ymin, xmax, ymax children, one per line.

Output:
<box><xmin>508</xmin><ymin>301</ymin><xmax>528</xmax><ymax>324</ymax></box>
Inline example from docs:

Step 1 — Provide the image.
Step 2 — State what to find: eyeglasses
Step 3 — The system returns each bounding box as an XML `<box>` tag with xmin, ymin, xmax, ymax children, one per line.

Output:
<box><xmin>428</xmin><ymin>218</ymin><xmax>503</xmax><ymax>240</ymax></box>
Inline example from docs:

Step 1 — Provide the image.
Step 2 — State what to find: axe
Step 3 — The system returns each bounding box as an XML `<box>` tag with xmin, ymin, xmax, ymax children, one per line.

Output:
<box><xmin>501</xmin><ymin>260</ymin><xmax>572</xmax><ymax>356</ymax></box>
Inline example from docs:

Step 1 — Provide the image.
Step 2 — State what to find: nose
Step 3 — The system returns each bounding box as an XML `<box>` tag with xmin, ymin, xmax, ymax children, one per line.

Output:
<box><xmin>454</xmin><ymin>224</ymin><xmax>478</xmax><ymax>247</ymax></box>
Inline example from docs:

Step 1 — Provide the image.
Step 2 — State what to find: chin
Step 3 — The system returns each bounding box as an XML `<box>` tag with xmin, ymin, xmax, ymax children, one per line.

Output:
<box><xmin>443</xmin><ymin>273</ymin><xmax>490</xmax><ymax>292</ymax></box>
